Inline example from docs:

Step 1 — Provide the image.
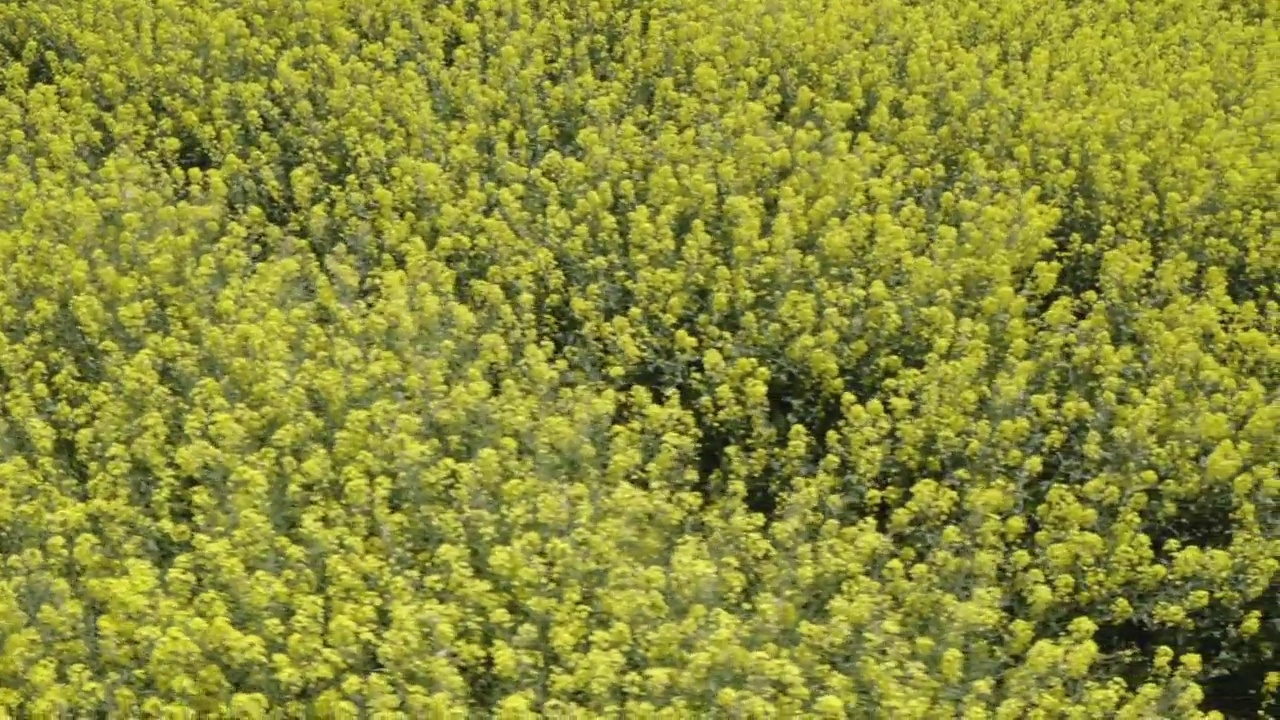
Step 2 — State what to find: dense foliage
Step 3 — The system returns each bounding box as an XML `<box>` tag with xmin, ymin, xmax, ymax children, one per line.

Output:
<box><xmin>0</xmin><ymin>0</ymin><xmax>1277</xmax><ymax>717</ymax></box>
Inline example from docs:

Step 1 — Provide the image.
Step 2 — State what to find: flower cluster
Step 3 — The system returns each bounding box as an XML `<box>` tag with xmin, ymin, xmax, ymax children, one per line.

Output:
<box><xmin>0</xmin><ymin>0</ymin><xmax>1275</xmax><ymax>717</ymax></box>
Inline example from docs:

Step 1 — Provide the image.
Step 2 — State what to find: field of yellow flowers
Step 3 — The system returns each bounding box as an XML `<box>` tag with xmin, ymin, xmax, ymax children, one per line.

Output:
<box><xmin>0</xmin><ymin>0</ymin><xmax>1276</xmax><ymax>717</ymax></box>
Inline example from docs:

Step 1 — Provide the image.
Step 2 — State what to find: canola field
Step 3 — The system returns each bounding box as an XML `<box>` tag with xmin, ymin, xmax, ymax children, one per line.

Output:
<box><xmin>0</xmin><ymin>0</ymin><xmax>1277</xmax><ymax>717</ymax></box>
